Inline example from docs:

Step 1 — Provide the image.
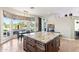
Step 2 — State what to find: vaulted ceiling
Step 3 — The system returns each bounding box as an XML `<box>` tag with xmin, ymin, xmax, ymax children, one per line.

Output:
<box><xmin>13</xmin><ymin>7</ymin><xmax>79</xmax><ymax>17</ymax></box>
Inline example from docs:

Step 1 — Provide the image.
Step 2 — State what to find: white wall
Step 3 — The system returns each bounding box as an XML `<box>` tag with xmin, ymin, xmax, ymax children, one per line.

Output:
<box><xmin>0</xmin><ymin>9</ymin><xmax>4</xmax><ymax>43</ymax></box>
<box><xmin>47</xmin><ymin>15</ymin><xmax>75</xmax><ymax>39</ymax></box>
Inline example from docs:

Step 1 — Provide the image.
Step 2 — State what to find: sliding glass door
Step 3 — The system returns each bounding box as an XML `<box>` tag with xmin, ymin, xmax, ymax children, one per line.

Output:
<box><xmin>2</xmin><ymin>16</ymin><xmax>12</xmax><ymax>43</ymax></box>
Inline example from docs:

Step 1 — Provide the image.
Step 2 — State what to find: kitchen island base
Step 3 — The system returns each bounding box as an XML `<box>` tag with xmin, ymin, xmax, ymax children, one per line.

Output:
<box><xmin>23</xmin><ymin>32</ymin><xmax>60</xmax><ymax>52</ymax></box>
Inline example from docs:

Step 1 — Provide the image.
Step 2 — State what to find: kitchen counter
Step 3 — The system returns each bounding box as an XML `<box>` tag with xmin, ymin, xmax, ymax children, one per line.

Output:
<box><xmin>23</xmin><ymin>32</ymin><xmax>60</xmax><ymax>43</ymax></box>
<box><xmin>23</xmin><ymin>32</ymin><xmax>60</xmax><ymax>52</ymax></box>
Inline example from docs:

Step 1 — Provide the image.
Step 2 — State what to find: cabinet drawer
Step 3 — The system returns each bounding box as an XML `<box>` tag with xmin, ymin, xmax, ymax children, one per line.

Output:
<box><xmin>27</xmin><ymin>37</ymin><xmax>35</xmax><ymax>46</ymax></box>
<box><xmin>36</xmin><ymin>41</ymin><xmax>45</xmax><ymax>51</ymax></box>
<box><xmin>27</xmin><ymin>44</ymin><xmax>36</xmax><ymax>52</ymax></box>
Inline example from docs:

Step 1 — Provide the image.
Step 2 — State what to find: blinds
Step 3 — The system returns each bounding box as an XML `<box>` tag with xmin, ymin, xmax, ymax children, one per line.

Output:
<box><xmin>3</xmin><ymin>10</ymin><xmax>31</xmax><ymax>20</ymax></box>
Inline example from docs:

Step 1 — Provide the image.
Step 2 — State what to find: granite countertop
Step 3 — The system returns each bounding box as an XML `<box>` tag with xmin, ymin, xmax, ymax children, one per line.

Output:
<box><xmin>23</xmin><ymin>32</ymin><xmax>60</xmax><ymax>43</ymax></box>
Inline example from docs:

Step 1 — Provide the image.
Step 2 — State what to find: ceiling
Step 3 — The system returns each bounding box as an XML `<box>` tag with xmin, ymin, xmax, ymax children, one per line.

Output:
<box><xmin>13</xmin><ymin>7</ymin><xmax>79</xmax><ymax>17</ymax></box>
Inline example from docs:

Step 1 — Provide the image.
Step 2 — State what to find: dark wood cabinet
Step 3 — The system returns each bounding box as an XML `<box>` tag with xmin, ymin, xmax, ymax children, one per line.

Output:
<box><xmin>45</xmin><ymin>36</ymin><xmax>60</xmax><ymax>52</ymax></box>
<box><xmin>23</xmin><ymin>36</ymin><xmax>60</xmax><ymax>52</ymax></box>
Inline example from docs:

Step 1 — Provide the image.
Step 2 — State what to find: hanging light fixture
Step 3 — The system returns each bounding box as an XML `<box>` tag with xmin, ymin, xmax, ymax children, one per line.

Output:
<box><xmin>69</xmin><ymin>8</ymin><xmax>73</xmax><ymax>16</ymax></box>
<box><xmin>69</xmin><ymin>13</ymin><xmax>73</xmax><ymax>16</ymax></box>
<box><xmin>65</xmin><ymin>14</ymin><xmax>67</xmax><ymax>17</ymax></box>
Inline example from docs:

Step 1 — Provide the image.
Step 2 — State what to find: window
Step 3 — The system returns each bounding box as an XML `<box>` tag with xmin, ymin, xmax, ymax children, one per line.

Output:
<box><xmin>3</xmin><ymin>16</ymin><xmax>11</xmax><ymax>37</ymax></box>
<box><xmin>3</xmin><ymin>16</ymin><xmax>36</xmax><ymax>37</ymax></box>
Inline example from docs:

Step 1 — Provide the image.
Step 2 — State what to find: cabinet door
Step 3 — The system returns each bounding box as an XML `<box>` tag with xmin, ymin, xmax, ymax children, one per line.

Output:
<box><xmin>23</xmin><ymin>36</ymin><xmax>28</xmax><ymax>51</ymax></box>
<box><xmin>55</xmin><ymin>37</ymin><xmax>60</xmax><ymax>48</ymax></box>
<box><xmin>52</xmin><ymin>36</ymin><xmax>60</xmax><ymax>51</ymax></box>
<box><xmin>46</xmin><ymin>37</ymin><xmax>60</xmax><ymax>52</ymax></box>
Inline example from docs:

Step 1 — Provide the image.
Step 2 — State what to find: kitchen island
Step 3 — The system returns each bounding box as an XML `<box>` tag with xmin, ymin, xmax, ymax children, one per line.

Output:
<box><xmin>23</xmin><ymin>32</ymin><xmax>60</xmax><ymax>52</ymax></box>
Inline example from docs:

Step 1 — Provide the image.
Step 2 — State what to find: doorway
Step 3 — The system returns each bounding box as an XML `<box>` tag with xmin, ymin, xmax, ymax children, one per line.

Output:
<box><xmin>75</xmin><ymin>19</ymin><xmax>79</xmax><ymax>39</ymax></box>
